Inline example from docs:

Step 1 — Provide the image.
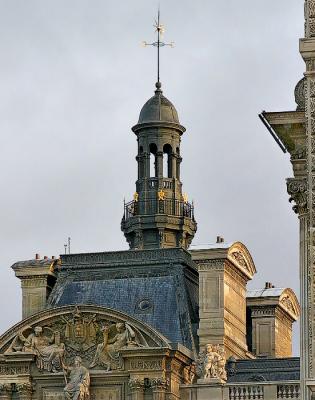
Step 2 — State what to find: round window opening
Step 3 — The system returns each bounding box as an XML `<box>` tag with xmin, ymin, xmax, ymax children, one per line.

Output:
<box><xmin>138</xmin><ymin>299</ymin><xmax>153</xmax><ymax>311</ymax></box>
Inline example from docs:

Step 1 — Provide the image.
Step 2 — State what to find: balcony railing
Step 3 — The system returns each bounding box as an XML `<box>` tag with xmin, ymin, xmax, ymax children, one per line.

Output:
<box><xmin>277</xmin><ymin>384</ymin><xmax>300</xmax><ymax>398</ymax></box>
<box><xmin>229</xmin><ymin>385</ymin><xmax>264</xmax><ymax>400</ymax></box>
<box><xmin>180</xmin><ymin>382</ymin><xmax>301</xmax><ymax>400</ymax></box>
<box><xmin>137</xmin><ymin>178</ymin><xmax>180</xmax><ymax>191</ymax></box>
<box><xmin>123</xmin><ymin>199</ymin><xmax>195</xmax><ymax>221</ymax></box>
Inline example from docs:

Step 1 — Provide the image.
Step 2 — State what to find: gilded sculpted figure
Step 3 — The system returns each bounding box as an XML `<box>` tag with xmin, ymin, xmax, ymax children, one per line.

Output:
<box><xmin>90</xmin><ymin>322</ymin><xmax>140</xmax><ymax>370</ymax></box>
<box><xmin>8</xmin><ymin>326</ymin><xmax>65</xmax><ymax>372</ymax></box>
<box><xmin>63</xmin><ymin>356</ymin><xmax>90</xmax><ymax>400</ymax></box>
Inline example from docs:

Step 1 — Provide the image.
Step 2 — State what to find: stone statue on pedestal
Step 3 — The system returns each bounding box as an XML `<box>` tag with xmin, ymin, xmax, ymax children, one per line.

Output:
<box><xmin>63</xmin><ymin>356</ymin><xmax>90</xmax><ymax>400</ymax></box>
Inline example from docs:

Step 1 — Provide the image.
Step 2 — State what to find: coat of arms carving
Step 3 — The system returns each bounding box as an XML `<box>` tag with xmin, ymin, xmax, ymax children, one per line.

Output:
<box><xmin>62</xmin><ymin>307</ymin><xmax>98</xmax><ymax>352</ymax></box>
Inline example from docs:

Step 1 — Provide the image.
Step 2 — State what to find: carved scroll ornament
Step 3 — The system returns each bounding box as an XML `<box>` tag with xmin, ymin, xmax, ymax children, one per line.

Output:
<box><xmin>287</xmin><ymin>178</ymin><xmax>307</xmax><ymax>215</ymax></box>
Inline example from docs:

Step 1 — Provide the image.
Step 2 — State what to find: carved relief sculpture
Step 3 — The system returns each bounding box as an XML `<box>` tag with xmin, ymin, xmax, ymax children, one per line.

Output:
<box><xmin>8</xmin><ymin>325</ymin><xmax>65</xmax><ymax>372</ymax></box>
<box><xmin>0</xmin><ymin>383</ymin><xmax>12</xmax><ymax>398</ymax></box>
<box><xmin>63</xmin><ymin>307</ymin><xmax>98</xmax><ymax>352</ymax></box>
<box><xmin>63</xmin><ymin>356</ymin><xmax>90</xmax><ymax>400</ymax></box>
<box><xmin>196</xmin><ymin>344</ymin><xmax>227</xmax><ymax>382</ymax></box>
<box><xmin>16</xmin><ymin>383</ymin><xmax>32</xmax><ymax>400</ymax></box>
<box><xmin>128</xmin><ymin>377</ymin><xmax>145</xmax><ymax>391</ymax></box>
<box><xmin>89</xmin><ymin>322</ymin><xmax>142</xmax><ymax>370</ymax></box>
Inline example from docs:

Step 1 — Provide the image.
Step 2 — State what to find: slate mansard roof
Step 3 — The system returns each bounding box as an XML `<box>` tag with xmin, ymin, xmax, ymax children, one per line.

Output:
<box><xmin>227</xmin><ymin>357</ymin><xmax>300</xmax><ymax>383</ymax></box>
<box><xmin>46</xmin><ymin>248</ymin><xmax>199</xmax><ymax>354</ymax></box>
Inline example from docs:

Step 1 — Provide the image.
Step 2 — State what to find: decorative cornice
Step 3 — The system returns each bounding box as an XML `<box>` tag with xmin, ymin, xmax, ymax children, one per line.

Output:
<box><xmin>16</xmin><ymin>382</ymin><xmax>32</xmax><ymax>394</ymax></box>
<box><xmin>60</xmin><ymin>248</ymin><xmax>193</xmax><ymax>269</ymax></box>
<box><xmin>128</xmin><ymin>378</ymin><xmax>145</xmax><ymax>391</ymax></box>
<box><xmin>150</xmin><ymin>377</ymin><xmax>169</xmax><ymax>390</ymax></box>
<box><xmin>196</xmin><ymin>259</ymin><xmax>224</xmax><ymax>271</ymax></box>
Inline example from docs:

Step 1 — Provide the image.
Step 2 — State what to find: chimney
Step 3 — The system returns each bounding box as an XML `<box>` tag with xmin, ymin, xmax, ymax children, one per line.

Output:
<box><xmin>265</xmin><ymin>282</ymin><xmax>273</xmax><ymax>289</ymax></box>
<box><xmin>52</xmin><ymin>256</ymin><xmax>55</xmax><ymax>260</ymax></box>
<box><xmin>216</xmin><ymin>236</ymin><xmax>224</xmax><ymax>243</ymax></box>
<box><xmin>35</xmin><ymin>253</ymin><xmax>40</xmax><ymax>260</ymax></box>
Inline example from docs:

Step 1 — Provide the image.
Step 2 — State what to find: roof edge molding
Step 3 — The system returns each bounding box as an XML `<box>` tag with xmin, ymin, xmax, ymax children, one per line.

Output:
<box><xmin>227</xmin><ymin>241</ymin><xmax>257</xmax><ymax>280</ymax></box>
<box><xmin>279</xmin><ymin>288</ymin><xmax>300</xmax><ymax>320</ymax></box>
<box><xmin>247</xmin><ymin>287</ymin><xmax>300</xmax><ymax>321</ymax></box>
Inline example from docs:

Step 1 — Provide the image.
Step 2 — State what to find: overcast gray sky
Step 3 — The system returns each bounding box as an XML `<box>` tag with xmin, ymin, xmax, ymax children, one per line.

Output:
<box><xmin>0</xmin><ymin>1</ymin><xmax>304</xmax><ymax>354</ymax></box>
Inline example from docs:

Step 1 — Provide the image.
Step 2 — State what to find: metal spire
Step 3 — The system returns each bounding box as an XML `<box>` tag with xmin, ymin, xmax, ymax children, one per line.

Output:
<box><xmin>142</xmin><ymin>9</ymin><xmax>174</xmax><ymax>85</ymax></box>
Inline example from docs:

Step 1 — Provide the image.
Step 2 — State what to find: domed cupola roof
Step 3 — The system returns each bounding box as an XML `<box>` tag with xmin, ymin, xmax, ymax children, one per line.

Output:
<box><xmin>138</xmin><ymin>82</ymin><xmax>179</xmax><ymax>124</ymax></box>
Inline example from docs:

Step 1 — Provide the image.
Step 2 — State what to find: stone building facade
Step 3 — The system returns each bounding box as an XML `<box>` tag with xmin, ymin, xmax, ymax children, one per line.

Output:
<box><xmin>0</xmin><ymin>21</ymin><xmax>304</xmax><ymax>400</ymax></box>
<box><xmin>259</xmin><ymin>2</ymin><xmax>315</xmax><ymax>398</ymax></box>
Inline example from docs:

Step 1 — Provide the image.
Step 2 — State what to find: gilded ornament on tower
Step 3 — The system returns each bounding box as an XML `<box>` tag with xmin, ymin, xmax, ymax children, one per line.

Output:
<box><xmin>158</xmin><ymin>190</ymin><xmax>166</xmax><ymax>201</ymax></box>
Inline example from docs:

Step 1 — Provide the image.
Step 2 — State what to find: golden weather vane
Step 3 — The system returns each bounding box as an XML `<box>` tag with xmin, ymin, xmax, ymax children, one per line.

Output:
<box><xmin>142</xmin><ymin>9</ymin><xmax>174</xmax><ymax>83</ymax></box>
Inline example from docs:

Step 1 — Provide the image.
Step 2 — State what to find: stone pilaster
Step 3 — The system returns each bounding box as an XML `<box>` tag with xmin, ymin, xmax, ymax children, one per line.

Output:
<box><xmin>12</xmin><ymin>258</ymin><xmax>57</xmax><ymax>319</ymax></box>
<box><xmin>151</xmin><ymin>378</ymin><xmax>168</xmax><ymax>400</ymax></box>
<box><xmin>128</xmin><ymin>378</ymin><xmax>145</xmax><ymax>400</ymax></box>
<box><xmin>287</xmin><ymin>176</ymin><xmax>310</xmax><ymax>400</ymax></box>
<box><xmin>0</xmin><ymin>384</ymin><xmax>12</xmax><ymax>400</ymax></box>
<box><xmin>16</xmin><ymin>383</ymin><xmax>32</xmax><ymax>400</ymax></box>
<box><xmin>192</xmin><ymin>243</ymin><xmax>256</xmax><ymax>359</ymax></box>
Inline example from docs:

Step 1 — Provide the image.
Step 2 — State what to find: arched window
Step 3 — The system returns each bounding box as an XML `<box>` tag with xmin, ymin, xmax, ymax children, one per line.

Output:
<box><xmin>149</xmin><ymin>143</ymin><xmax>157</xmax><ymax>178</ymax></box>
<box><xmin>163</xmin><ymin>144</ymin><xmax>172</xmax><ymax>178</ymax></box>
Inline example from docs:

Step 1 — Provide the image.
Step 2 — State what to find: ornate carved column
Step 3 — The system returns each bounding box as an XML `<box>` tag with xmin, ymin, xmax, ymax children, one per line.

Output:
<box><xmin>156</xmin><ymin>151</ymin><xmax>163</xmax><ymax>178</ymax></box>
<box><xmin>16</xmin><ymin>383</ymin><xmax>32</xmax><ymax>400</ymax></box>
<box><xmin>171</xmin><ymin>152</ymin><xmax>176</xmax><ymax>179</ymax></box>
<box><xmin>150</xmin><ymin>378</ymin><xmax>168</xmax><ymax>400</ymax></box>
<box><xmin>0</xmin><ymin>384</ymin><xmax>12</xmax><ymax>400</ymax></box>
<box><xmin>300</xmin><ymin>2</ymin><xmax>315</xmax><ymax>397</ymax></box>
<box><xmin>176</xmin><ymin>155</ymin><xmax>182</xmax><ymax>180</ymax></box>
<box><xmin>287</xmin><ymin>177</ymin><xmax>309</xmax><ymax>399</ymax></box>
<box><xmin>128</xmin><ymin>378</ymin><xmax>145</xmax><ymax>400</ymax></box>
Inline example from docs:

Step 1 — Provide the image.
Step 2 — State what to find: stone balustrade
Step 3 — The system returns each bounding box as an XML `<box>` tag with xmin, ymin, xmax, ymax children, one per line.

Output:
<box><xmin>180</xmin><ymin>381</ymin><xmax>301</xmax><ymax>400</ymax></box>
